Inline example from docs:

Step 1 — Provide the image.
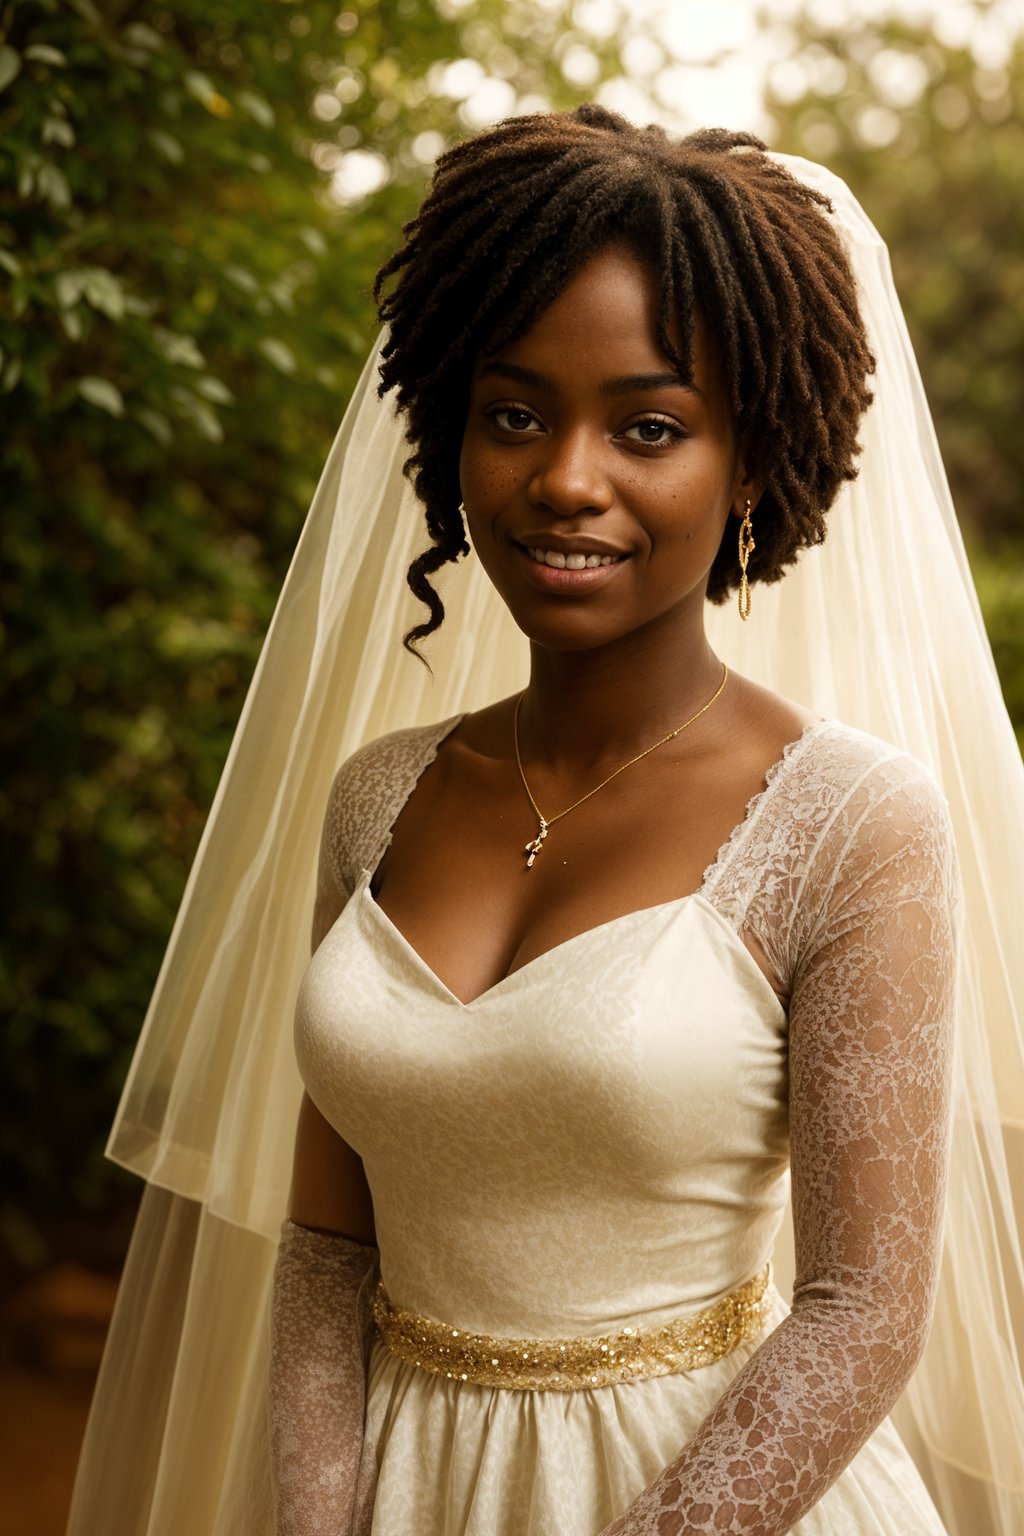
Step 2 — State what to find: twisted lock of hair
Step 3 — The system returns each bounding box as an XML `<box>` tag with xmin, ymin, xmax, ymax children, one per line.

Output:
<box><xmin>374</xmin><ymin>105</ymin><xmax>875</xmax><ymax>655</ymax></box>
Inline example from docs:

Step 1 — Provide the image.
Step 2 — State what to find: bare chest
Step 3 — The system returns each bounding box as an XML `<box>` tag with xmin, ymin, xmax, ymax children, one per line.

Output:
<box><xmin>370</xmin><ymin>745</ymin><xmax>773</xmax><ymax>1006</ymax></box>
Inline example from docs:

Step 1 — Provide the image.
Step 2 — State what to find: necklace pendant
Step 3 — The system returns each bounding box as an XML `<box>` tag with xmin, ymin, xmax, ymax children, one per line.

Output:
<box><xmin>524</xmin><ymin>820</ymin><xmax>548</xmax><ymax>869</ymax></box>
<box><xmin>512</xmin><ymin>667</ymin><xmax>729</xmax><ymax>869</ymax></box>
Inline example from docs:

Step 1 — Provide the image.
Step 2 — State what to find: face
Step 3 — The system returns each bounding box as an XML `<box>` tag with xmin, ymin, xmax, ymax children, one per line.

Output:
<box><xmin>459</xmin><ymin>243</ymin><xmax>758</xmax><ymax>654</ymax></box>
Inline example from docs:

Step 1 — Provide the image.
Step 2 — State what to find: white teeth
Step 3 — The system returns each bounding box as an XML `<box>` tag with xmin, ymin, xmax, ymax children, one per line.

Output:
<box><xmin>527</xmin><ymin>546</ymin><xmax>621</xmax><ymax>569</ymax></box>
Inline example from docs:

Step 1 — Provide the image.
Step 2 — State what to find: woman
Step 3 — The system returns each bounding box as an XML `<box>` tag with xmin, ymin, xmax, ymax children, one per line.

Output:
<box><xmin>270</xmin><ymin>108</ymin><xmax>953</xmax><ymax>1535</ymax></box>
<box><xmin>70</xmin><ymin>110</ymin><xmax>1024</xmax><ymax>1536</ymax></box>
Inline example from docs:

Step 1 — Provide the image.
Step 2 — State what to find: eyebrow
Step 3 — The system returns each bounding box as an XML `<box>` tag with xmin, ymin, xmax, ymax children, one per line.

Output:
<box><xmin>478</xmin><ymin>361</ymin><xmax>707</xmax><ymax>404</ymax></box>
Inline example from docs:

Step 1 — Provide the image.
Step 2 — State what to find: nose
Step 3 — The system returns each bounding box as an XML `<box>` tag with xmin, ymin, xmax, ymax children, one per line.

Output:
<box><xmin>527</xmin><ymin>425</ymin><xmax>613</xmax><ymax>519</ymax></box>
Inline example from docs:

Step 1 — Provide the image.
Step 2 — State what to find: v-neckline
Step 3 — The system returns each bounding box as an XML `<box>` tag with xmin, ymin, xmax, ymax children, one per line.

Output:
<box><xmin>362</xmin><ymin>873</ymin><xmax>710</xmax><ymax>1010</ymax></box>
<box><xmin>359</xmin><ymin>716</ymin><xmax>832</xmax><ymax>1009</ymax></box>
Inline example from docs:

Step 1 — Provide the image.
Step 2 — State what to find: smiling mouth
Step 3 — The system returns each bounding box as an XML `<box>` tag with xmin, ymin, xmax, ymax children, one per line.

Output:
<box><xmin>523</xmin><ymin>546</ymin><xmax>625</xmax><ymax>570</ymax></box>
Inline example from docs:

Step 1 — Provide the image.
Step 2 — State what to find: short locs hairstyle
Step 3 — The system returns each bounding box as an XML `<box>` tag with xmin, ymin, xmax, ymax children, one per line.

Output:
<box><xmin>374</xmin><ymin>105</ymin><xmax>875</xmax><ymax>652</ymax></box>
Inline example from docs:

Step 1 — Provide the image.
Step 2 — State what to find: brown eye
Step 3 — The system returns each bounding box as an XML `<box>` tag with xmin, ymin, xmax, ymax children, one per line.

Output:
<box><xmin>505</xmin><ymin>409</ymin><xmax>535</xmax><ymax>431</ymax></box>
<box><xmin>622</xmin><ymin>417</ymin><xmax>684</xmax><ymax>447</ymax></box>
<box><xmin>489</xmin><ymin>405</ymin><xmax>542</xmax><ymax>434</ymax></box>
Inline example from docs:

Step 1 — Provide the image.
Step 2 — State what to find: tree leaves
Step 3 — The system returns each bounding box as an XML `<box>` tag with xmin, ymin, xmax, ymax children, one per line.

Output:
<box><xmin>148</xmin><ymin>128</ymin><xmax>184</xmax><ymax>164</ymax></box>
<box><xmin>55</xmin><ymin>268</ymin><xmax>128</xmax><ymax>320</ymax></box>
<box><xmin>0</xmin><ymin>45</ymin><xmax>21</xmax><ymax>93</ymax></box>
<box><xmin>75</xmin><ymin>376</ymin><xmax>125</xmax><ymax>415</ymax></box>
<box><xmin>764</xmin><ymin>12</ymin><xmax>1024</xmax><ymax>747</ymax></box>
<box><xmin>237</xmin><ymin>88</ymin><xmax>275</xmax><ymax>127</ymax></box>
<box><xmin>23</xmin><ymin>44</ymin><xmax>68</xmax><ymax>68</ymax></box>
<box><xmin>766</xmin><ymin>13</ymin><xmax>1024</xmax><ymax>546</ymax></box>
<box><xmin>0</xmin><ymin>0</ymin><xmax>648</xmax><ymax>1270</ymax></box>
<box><xmin>258</xmin><ymin>336</ymin><xmax>298</xmax><ymax>374</ymax></box>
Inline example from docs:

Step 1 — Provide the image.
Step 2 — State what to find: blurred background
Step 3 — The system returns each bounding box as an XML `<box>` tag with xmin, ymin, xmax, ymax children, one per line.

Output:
<box><xmin>1</xmin><ymin>0</ymin><xmax>1021</xmax><ymax>1529</ymax></box>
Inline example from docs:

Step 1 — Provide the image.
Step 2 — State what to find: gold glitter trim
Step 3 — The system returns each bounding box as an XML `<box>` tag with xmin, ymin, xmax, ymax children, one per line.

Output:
<box><xmin>372</xmin><ymin>1265</ymin><xmax>772</xmax><ymax>1392</ymax></box>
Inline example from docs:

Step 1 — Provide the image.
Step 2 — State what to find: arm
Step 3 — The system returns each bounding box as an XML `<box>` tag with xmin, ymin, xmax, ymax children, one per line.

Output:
<box><xmin>268</xmin><ymin>774</ymin><xmax>380</xmax><ymax>1535</ymax></box>
<box><xmin>603</xmin><ymin>766</ymin><xmax>958</xmax><ymax>1535</ymax></box>
<box><xmin>269</xmin><ymin>1205</ymin><xmax>377</xmax><ymax>1536</ymax></box>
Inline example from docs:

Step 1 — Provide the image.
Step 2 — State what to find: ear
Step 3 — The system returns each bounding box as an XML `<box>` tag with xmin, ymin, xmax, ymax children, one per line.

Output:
<box><xmin>729</xmin><ymin>462</ymin><xmax>764</xmax><ymax>521</ymax></box>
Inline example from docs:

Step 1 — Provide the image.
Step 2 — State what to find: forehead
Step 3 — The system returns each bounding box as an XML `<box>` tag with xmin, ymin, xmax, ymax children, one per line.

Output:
<box><xmin>477</xmin><ymin>243</ymin><xmax>722</xmax><ymax>398</ymax></box>
<box><xmin>523</xmin><ymin>245</ymin><xmax>664</xmax><ymax>346</ymax></box>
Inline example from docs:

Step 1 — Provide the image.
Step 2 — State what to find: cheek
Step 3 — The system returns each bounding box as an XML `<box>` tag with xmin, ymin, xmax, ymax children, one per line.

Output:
<box><xmin>459</xmin><ymin>437</ymin><xmax>503</xmax><ymax>521</ymax></box>
<box><xmin>644</xmin><ymin>470</ymin><xmax>731</xmax><ymax>547</ymax></box>
<box><xmin>464</xmin><ymin>515</ymin><xmax>512</xmax><ymax>595</ymax></box>
<box><xmin>460</xmin><ymin>488</ymin><xmax>508</xmax><ymax>577</ymax></box>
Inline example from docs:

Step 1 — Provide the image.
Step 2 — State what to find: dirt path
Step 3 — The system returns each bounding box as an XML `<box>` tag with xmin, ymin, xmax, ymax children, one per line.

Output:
<box><xmin>0</xmin><ymin>1265</ymin><xmax>118</xmax><ymax>1536</ymax></box>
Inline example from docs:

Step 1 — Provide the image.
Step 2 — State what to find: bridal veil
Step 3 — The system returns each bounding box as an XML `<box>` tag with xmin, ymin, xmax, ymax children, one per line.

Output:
<box><xmin>67</xmin><ymin>154</ymin><xmax>1024</xmax><ymax>1535</ymax></box>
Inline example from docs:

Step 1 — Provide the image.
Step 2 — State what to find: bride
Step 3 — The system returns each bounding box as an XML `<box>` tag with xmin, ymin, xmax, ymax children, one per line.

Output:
<box><xmin>69</xmin><ymin>108</ymin><xmax>1024</xmax><ymax>1536</ymax></box>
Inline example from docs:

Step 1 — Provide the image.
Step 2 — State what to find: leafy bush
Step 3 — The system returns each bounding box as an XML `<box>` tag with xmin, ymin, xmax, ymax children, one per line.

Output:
<box><xmin>0</xmin><ymin>0</ymin><xmax>631</xmax><ymax>1270</ymax></box>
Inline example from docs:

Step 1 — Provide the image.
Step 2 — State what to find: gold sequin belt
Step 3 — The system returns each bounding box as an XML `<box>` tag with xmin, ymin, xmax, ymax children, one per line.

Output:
<box><xmin>372</xmin><ymin>1264</ymin><xmax>772</xmax><ymax>1392</ymax></box>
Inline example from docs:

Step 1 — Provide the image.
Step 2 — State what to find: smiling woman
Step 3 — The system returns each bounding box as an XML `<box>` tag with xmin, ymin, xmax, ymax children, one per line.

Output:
<box><xmin>70</xmin><ymin>107</ymin><xmax>1024</xmax><ymax>1536</ymax></box>
<box><xmin>460</xmin><ymin>251</ymin><xmax>750</xmax><ymax>650</ymax></box>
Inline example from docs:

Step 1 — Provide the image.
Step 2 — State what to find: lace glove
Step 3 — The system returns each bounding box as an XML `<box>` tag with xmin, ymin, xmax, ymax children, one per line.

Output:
<box><xmin>599</xmin><ymin>760</ymin><xmax>959</xmax><ymax>1536</ymax></box>
<box><xmin>269</xmin><ymin>1218</ymin><xmax>379</xmax><ymax>1536</ymax></box>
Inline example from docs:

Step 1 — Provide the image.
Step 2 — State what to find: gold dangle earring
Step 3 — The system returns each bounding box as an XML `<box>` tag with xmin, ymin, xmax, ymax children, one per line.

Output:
<box><xmin>737</xmin><ymin>498</ymin><xmax>755</xmax><ymax>622</ymax></box>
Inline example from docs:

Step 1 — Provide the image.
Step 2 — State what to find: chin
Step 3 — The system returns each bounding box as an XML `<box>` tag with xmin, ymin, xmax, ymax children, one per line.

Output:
<box><xmin>503</xmin><ymin>603</ymin><xmax>637</xmax><ymax>654</ymax></box>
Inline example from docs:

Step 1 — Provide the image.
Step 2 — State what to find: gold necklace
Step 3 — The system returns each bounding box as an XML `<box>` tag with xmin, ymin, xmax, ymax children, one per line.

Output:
<box><xmin>513</xmin><ymin>663</ymin><xmax>729</xmax><ymax>869</ymax></box>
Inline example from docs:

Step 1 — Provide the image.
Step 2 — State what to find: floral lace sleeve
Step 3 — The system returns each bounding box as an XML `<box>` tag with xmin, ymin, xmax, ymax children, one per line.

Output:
<box><xmin>602</xmin><ymin>743</ymin><xmax>960</xmax><ymax>1535</ymax></box>
<box><xmin>269</xmin><ymin>1220</ymin><xmax>379</xmax><ymax>1536</ymax></box>
<box><xmin>320</xmin><ymin>716</ymin><xmax>463</xmax><ymax>901</ymax></box>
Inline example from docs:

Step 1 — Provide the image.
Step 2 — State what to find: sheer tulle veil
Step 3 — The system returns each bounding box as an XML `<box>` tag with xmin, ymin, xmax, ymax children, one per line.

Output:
<box><xmin>68</xmin><ymin>153</ymin><xmax>1024</xmax><ymax>1534</ymax></box>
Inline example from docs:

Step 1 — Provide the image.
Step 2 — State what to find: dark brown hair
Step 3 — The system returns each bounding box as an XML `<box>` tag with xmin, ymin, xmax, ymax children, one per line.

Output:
<box><xmin>374</xmin><ymin>105</ymin><xmax>875</xmax><ymax>650</ymax></box>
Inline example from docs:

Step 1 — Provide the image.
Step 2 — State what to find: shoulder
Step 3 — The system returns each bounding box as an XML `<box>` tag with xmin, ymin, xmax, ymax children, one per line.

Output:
<box><xmin>321</xmin><ymin>715</ymin><xmax>462</xmax><ymax>895</ymax></box>
<box><xmin>328</xmin><ymin>717</ymin><xmax>461</xmax><ymax>801</ymax></box>
<box><xmin>787</xmin><ymin>719</ymin><xmax>959</xmax><ymax>926</ymax></box>
<box><xmin>716</xmin><ymin>716</ymin><xmax>959</xmax><ymax>989</ymax></box>
<box><xmin>794</xmin><ymin>720</ymin><xmax>953</xmax><ymax>836</ymax></box>
<box><xmin>739</xmin><ymin>716</ymin><xmax>954</xmax><ymax>878</ymax></box>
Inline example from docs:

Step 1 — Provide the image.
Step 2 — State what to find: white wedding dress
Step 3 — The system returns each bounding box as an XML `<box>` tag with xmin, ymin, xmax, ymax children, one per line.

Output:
<box><xmin>66</xmin><ymin>150</ymin><xmax>1024</xmax><ymax>1536</ymax></box>
<box><xmin>293</xmin><ymin>711</ymin><xmax>957</xmax><ymax>1535</ymax></box>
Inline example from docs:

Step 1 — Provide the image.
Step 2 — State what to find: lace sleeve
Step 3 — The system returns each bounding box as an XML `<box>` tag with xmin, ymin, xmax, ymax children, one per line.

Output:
<box><xmin>602</xmin><ymin>754</ymin><xmax>959</xmax><ymax>1535</ymax></box>
<box><xmin>269</xmin><ymin>1220</ymin><xmax>379</xmax><ymax>1536</ymax></box>
<box><xmin>316</xmin><ymin>716</ymin><xmax>463</xmax><ymax>929</ymax></box>
<box><xmin>307</xmin><ymin>767</ymin><xmax>356</xmax><ymax>955</ymax></box>
<box><xmin>269</xmin><ymin>750</ymin><xmax>396</xmax><ymax>1533</ymax></box>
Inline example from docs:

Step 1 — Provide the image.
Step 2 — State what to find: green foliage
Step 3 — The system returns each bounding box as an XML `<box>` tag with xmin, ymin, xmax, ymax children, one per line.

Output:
<box><xmin>761</xmin><ymin>7</ymin><xmax>1024</xmax><ymax>749</ymax></box>
<box><xmin>0</xmin><ymin>0</ymin><xmax>638</xmax><ymax>1268</ymax></box>
<box><xmin>968</xmin><ymin>542</ymin><xmax>1024</xmax><ymax>756</ymax></box>
<box><xmin>762</xmin><ymin>10</ymin><xmax>1024</xmax><ymax>547</ymax></box>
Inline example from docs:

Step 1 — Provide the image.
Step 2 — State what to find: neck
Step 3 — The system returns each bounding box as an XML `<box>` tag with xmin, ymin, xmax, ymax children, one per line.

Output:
<box><xmin>520</xmin><ymin>612</ymin><xmax>724</xmax><ymax>773</ymax></box>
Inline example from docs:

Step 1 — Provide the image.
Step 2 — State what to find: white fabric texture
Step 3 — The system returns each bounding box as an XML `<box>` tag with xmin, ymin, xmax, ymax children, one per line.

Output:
<box><xmin>293</xmin><ymin>712</ymin><xmax>955</xmax><ymax>1534</ymax></box>
<box><xmin>67</xmin><ymin>153</ymin><xmax>1024</xmax><ymax>1535</ymax></box>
